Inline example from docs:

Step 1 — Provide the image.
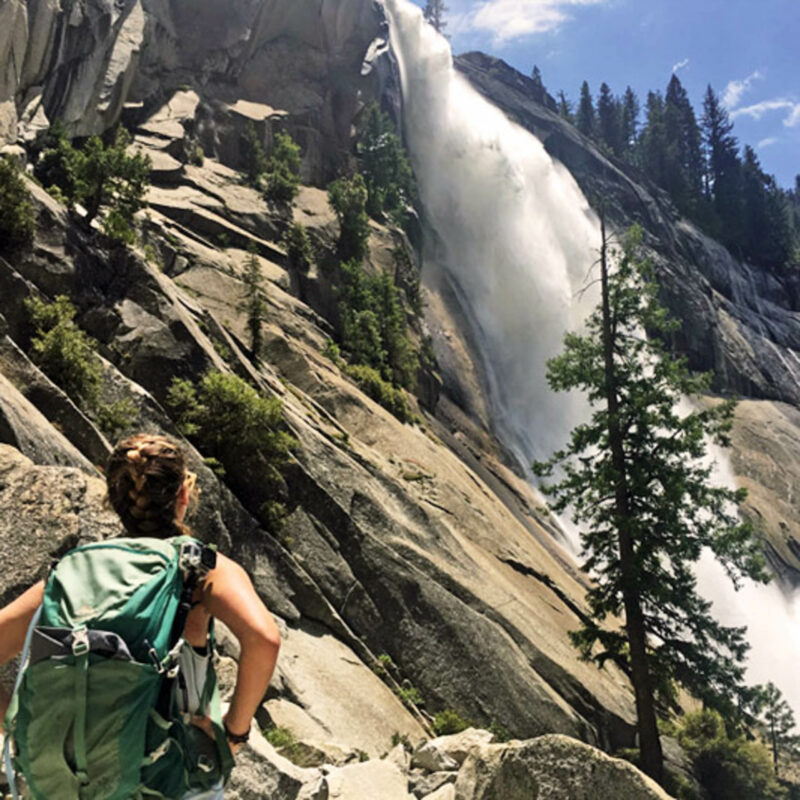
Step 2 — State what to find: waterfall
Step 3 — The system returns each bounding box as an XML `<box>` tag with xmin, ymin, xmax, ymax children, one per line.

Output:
<box><xmin>384</xmin><ymin>0</ymin><xmax>800</xmax><ymax>716</ymax></box>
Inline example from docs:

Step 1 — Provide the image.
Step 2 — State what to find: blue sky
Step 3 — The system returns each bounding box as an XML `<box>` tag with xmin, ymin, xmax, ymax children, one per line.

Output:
<box><xmin>409</xmin><ymin>0</ymin><xmax>799</xmax><ymax>188</ymax></box>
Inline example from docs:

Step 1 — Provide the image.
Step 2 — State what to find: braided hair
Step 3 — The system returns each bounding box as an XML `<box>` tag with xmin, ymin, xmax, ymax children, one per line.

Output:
<box><xmin>106</xmin><ymin>434</ymin><xmax>196</xmax><ymax>537</ymax></box>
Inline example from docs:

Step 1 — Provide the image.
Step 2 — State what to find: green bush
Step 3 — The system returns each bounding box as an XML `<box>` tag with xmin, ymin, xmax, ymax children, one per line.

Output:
<box><xmin>357</xmin><ymin>103</ymin><xmax>414</xmax><ymax>221</ymax></box>
<box><xmin>35</xmin><ymin>121</ymin><xmax>79</xmax><ymax>201</ymax></box>
<box><xmin>0</xmin><ymin>158</ymin><xmax>36</xmax><ymax>255</ymax></box>
<box><xmin>338</xmin><ymin>259</ymin><xmax>418</xmax><ymax>390</ymax></box>
<box><xmin>243</xmin><ymin>123</ymin><xmax>268</xmax><ymax>186</ymax></box>
<box><xmin>166</xmin><ymin>372</ymin><xmax>295</xmax><ymax>529</ymax></box>
<box><xmin>676</xmin><ymin>710</ymin><xmax>786</xmax><ymax>800</ymax></box>
<box><xmin>283</xmin><ymin>222</ymin><xmax>314</xmax><ymax>271</ymax></box>
<box><xmin>432</xmin><ymin>709</ymin><xmax>471</xmax><ymax>736</ymax></box>
<box><xmin>328</xmin><ymin>174</ymin><xmax>370</xmax><ymax>262</ymax></box>
<box><xmin>264</xmin><ymin>132</ymin><xmax>301</xmax><ymax>207</ymax></box>
<box><xmin>345</xmin><ymin>364</ymin><xmax>411</xmax><ymax>423</ymax></box>
<box><xmin>35</xmin><ymin>124</ymin><xmax>151</xmax><ymax>243</ymax></box>
<box><xmin>26</xmin><ymin>295</ymin><xmax>101</xmax><ymax>404</ymax></box>
<box><xmin>95</xmin><ymin>397</ymin><xmax>137</xmax><ymax>440</ymax></box>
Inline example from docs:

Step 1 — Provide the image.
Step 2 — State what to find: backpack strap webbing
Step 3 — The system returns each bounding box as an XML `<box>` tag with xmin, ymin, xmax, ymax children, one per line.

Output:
<box><xmin>3</xmin><ymin>604</ymin><xmax>42</xmax><ymax>800</ymax></box>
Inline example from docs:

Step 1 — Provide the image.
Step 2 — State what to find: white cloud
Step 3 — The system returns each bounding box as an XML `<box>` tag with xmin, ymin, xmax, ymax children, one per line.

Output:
<box><xmin>785</xmin><ymin>104</ymin><xmax>800</xmax><ymax>128</ymax></box>
<box><xmin>672</xmin><ymin>58</ymin><xmax>689</xmax><ymax>74</ymax></box>
<box><xmin>731</xmin><ymin>97</ymin><xmax>800</xmax><ymax>128</ymax></box>
<box><xmin>722</xmin><ymin>70</ymin><xmax>763</xmax><ymax>110</ymax></box>
<box><xmin>465</xmin><ymin>0</ymin><xmax>608</xmax><ymax>42</ymax></box>
<box><xmin>757</xmin><ymin>137</ymin><xmax>779</xmax><ymax>148</ymax></box>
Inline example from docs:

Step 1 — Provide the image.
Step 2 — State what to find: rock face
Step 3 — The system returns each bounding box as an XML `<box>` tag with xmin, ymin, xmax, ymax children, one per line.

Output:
<box><xmin>0</xmin><ymin>0</ymin><xmax>388</xmax><ymax>182</ymax></box>
<box><xmin>454</xmin><ymin>51</ymin><xmax>800</xmax><ymax>584</ymax></box>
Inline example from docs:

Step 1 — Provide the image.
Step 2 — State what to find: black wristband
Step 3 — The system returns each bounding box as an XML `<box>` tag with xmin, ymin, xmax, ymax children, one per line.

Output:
<box><xmin>224</xmin><ymin>720</ymin><xmax>250</xmax><ymax>745</ymax></box>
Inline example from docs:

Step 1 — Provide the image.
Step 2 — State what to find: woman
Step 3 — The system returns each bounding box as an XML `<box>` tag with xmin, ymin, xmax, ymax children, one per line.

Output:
<box><xmin>0</xmin><ymin>433</ymin><xmax>281</xmax><ymax>798</ymax></box>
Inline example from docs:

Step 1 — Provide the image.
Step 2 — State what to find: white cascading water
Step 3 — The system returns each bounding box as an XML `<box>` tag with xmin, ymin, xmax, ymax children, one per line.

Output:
<box><xmin>384</xmin><ymin>0</ymin><xmax>800</xmax><ymax>715</ymax></box>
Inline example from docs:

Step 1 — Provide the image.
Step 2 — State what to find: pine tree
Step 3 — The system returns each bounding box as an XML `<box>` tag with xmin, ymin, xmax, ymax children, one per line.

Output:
<box><xmin>621</xmin><ymin>87</ymin><xmax>640</xmax><ymax>157</ymax></box>
<box><xmin>596</xmin><ymin>82</ymin><xmax>620</xmax><ymax>155</ymax></box>
<box><xmin>423</xmin><ymin>0</ymin><xmax>448</xmax><ymax>34</ymax></box>
<box><xmin>756</xmin><ymin>682</ymin><xmax>800</xmax><ymax>778</ymax></box>
<box><xmin>357</xmin><ymin>103</ymin><xmax>414</xmax><ymax>220</ymax></box>
<box><xmin>639</xmin><ymin>91</ymin><xmax>668</xmax><ymax>187</ymax></box>
<box><xmin>702</xmin><ymin>86</ymin><xmax>743</xmax><ymax>244</ymax></box>
<box><xmin>72</xmin><ymin>127</ymin><xmax>151</xmax><ymax>243</ymax></box>
<box><xmin>663</xmin><ymin>75</ymin><xmax>704</xmax><ymax>217</ymax></box>
<box><xmin>530</xmin><ymin>66</ymin><xmax>546</xmax><ymax>104</ymax></box>
<box><xmin>576</xmin><ymin>81</ymin><xmax>595</xmax><ymax>139</ymax></box>
<box><xmin>557</xmin><ymin>90</ymin><xmax>574</xmax><ymax>123</ymax></box>
<box><xmin>239</xmin><ymin>245</ymin><xmax>268</xmax><ymax>361</ymax></box>
<box><xmin>533</xmin><ymin>220</ymin><xmax>769</xmax><ymax>784</ymax></box>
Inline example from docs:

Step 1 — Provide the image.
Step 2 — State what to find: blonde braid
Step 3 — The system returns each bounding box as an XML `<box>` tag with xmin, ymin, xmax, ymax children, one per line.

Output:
<box><xmin>107</xmin><ymin>434</ymin><xmax>192</xmax><ymax>537</ymax></box>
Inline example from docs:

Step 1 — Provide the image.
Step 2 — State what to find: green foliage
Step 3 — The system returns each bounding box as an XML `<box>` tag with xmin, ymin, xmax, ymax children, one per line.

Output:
<box><xmin>322</xmin><ymin>338</ymin><xmax>345</xmax><ymax>367</ymax></box>
<box><xmin>25</xmin><ymin>295</ymin><xmax>101</xmax><ymax>404</ymax></box>
<box><xmin>396</xmin><ymin>684</ymin><xmax>423</xmax><ymax>706</ymax></box>
<box><xmin>344</xmin><ymin>364</ymin><xmax>412</xmax><ymax>423</ymax></box>
<box><xmin>432</xmin><ymin>709</ymin><xmax>471</xmax><ymax>736</ymax></box>
<box><xmin>488</xmin><ymin>721</ymin><xmax>510</xmax><ymax>743</ymax></box>
<box><xmin>190</xmin><ymin>145</ymin><xmax>204</xmax><ymax>166</ymax></box>
<box><xmin>533</xmin><ymin>224</ymin><xmax>769</xmax><ymax>780</ymax></box>
<box><xmin>676</xmin><ymin>710</ymin><xmax>786</xmax><ymax>800</ymax></box>
<box><xmin>283</xmin><ymin>222</ymin><xmax>314</xmax><ymax>271</ymax></box>
<box><xmin>95</xmin><ymin>397</ymin><xmax>137</xmax><ymax>440</ymax></box>
<box><xmin>265</xmin><ymin>726</ymin><xmax>295</xmax><ymax>749</ymax></box>
<box><xmin>238</xmin><ymin>246</ymin><xmax>268</xmax><ymax>361</ymax></box>
<box><xmin>243</xmin><ymin>123</ymin><xmax>268</xmax><ymax>186</ymax></box>
<box><xmin>35</xmin><ymin>121</ymin><xmax>79</xmax><ymax>201</ymax></box>
<box><xmin>76</xmin><ymin>128</ymin><xmax>151</xmax><ymax>242</ymax></box>
<box><xmin>356</xmin><ymin>103</ymin><xmax>414</xmax><ymax>221</ymax></box>
<box><xmin>391</xmin><ymin>731</ymin><xmax>412</xmax><ymax>751</ymax></box>
<box><xmin>36</xmin><ymin>124</ymin><xmax>151</xmax><ymax>243</ymax></box>
<box><xmin>338</xmin><ymin>259</ymin><xmax>418</xmax><ymax>389</ymax></box>
<box><xmin>754</xmin><ymin>682</ymin><xmax>800</xmax><ymax>778</ymax></box>
<box><xmin>564</xmin><ymin>73</ymin><xmax>800</xmax><ymax>274</ymax></box>
<box><xmin>328</xmin><ymin>174</ymin><xmax>370</xmax><ymax>262</ymax></box>
<box><xmin>393</xmin><ymin>245</ymin><xmax>422</xmax><ymax>315</ymax></box>
<box><xmin>423</xmin><ymin>0</ymin><xmax>448</xmax><ymax>33</ymax></box>
<box><xmin>263</xmin><ymin>132</ymin><xmax>301</xmax><ymax>207</ymax></box>
<box><xmin>166</xmin><ymin>371</ymin><xmax>295</xmax><ymax>529</ymax></box>
<box><xmin>0</xmin><ymin>158</ymin><xmax>35</xmax><ymax>255</ymax></box>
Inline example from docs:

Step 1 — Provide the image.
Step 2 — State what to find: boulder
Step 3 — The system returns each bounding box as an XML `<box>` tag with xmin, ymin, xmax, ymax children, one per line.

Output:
<box><xmin>310</xmin><ymin>759</ymin><xmax>412</xmax><ymax>800</ymax></box>
<box><xmin>410</xmin><ymin>771</ymin><xmax>458</xmax><ymax>799</ymax></box>
<box><xmin>413</xmin><ymin>729</ymin><xmax>495</xmax><ymax>771</ymax></box>
<box><xmin>0</xmin><ymin>445</ymin><xmax>120</xmax><ymax>607</ymax></box>
<box><xmin>226</xmin><ymin>724</ymin><xmax>322</xmax><ymax>800</ymax></box>
<box><xmin>423</xmin><ymin>786</ymin><xmax>456</xmax><ymax>800</ymax></box>
<box><xmin>453</xmin><ymin>735</ymin><xmax>674</xmax><ymax>800</ymax></box>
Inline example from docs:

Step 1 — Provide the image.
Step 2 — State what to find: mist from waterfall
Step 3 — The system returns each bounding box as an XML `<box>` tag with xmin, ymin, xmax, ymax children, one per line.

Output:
<box><xmin>384</xmin><ymin>0</ymin><xmax>800</xmax><ymax>715</ymax></box>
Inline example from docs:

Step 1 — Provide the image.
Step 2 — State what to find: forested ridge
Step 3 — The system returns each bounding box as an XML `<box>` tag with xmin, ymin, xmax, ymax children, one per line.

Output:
<box><xmin>539</xmin><ymin>70</ymin><xmax>800</xmax><ymax>275</ymax></box>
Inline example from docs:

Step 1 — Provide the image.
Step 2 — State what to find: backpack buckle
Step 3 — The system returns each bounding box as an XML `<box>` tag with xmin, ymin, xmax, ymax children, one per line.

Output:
<box><xmin>72</xmin><ymin>627</ymin><xmax>89</xmax><ymax>656</ymax></box>
<box><xmin>179</xmin><ymin>541</ymin><xmax>217</xmax><ymax>578</ymax></box>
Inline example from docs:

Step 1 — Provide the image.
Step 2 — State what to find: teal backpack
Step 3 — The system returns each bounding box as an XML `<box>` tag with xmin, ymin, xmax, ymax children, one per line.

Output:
<box><xmin>3</xmin><ymin>536</ymin><xmax>234</xmax><ymax>799</ymax></box>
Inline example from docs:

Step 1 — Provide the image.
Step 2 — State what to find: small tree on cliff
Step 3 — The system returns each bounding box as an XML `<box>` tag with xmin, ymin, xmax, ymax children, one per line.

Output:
<box><xmin>74</xmin><ymin>128</ymin><xmax>151</xmax><ymax>242</ymax></box>
<box><xmin>238</xmin><ymin>245</ymin><xmax>268</xmax><ymax>362</ymax></box>
<box><xmin>755</xmin><ymin>682</ymin><xmax>800</xmax><ymax>778</ymax></box>
<box><xmin>533</xmin><ymin>220</ymin><xmax>769</xmax><ymax>785</ymax></box>
<box><xmin>423</xmin><ymin>0</ymin><xmax>448</xmax><ymax>34</ymax></box>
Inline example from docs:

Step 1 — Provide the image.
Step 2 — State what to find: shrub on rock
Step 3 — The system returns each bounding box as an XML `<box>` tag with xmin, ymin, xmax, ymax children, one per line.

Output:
<box><xmin>0</xmin><ymin>158</ymin><xmax>35</xmax><ymax>256</ymax></box>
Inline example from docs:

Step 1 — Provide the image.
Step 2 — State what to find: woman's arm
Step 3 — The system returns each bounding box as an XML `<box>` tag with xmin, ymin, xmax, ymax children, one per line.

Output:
<box><xmin>0</xmin><ymin>581</ymin><xmax>45</xmax><ymax>723</ymax></box>
<box><xmin>196</xmin><ymin>554</ymin><xmax>280</xmax><ymax>737</ymax></box>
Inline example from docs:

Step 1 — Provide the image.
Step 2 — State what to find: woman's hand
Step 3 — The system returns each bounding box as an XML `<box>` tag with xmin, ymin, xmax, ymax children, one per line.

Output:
<box><xmin>190</xmin><ymin>714</ymin><xmax>248</xmax><ymax>758</ymax></box>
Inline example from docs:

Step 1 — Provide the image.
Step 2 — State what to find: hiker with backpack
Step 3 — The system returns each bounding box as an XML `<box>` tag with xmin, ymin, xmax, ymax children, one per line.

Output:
<box><xmin>0</xmin><ymin>433</ymin><xmax>281</xmax><ymax>799</ymax></box>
